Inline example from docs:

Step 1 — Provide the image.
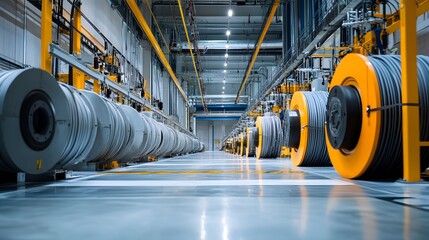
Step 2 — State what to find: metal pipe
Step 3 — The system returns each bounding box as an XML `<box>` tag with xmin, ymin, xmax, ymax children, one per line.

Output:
<box><xmin>176</xmin><ymin>0</ymin><xmax>207</xmax><ymax>111</ymax></box>
<box><xmin>124</xmin><ymin>0</ymin><xmax>189</xmax><ymax>105</ymax></box>
<box><xmin>235</xmin><ymin>0</ymin><xmax>280</xmax><ymax>103</ymax></box>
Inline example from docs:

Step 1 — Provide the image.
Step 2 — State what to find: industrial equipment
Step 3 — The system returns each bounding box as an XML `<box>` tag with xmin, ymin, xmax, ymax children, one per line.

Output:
<box><xmin>285</xmin><ymin>91</ymin><xmax>331</xmax><ymax>166</ymax></box>
<box><xmin>326</xmin><ymin>54</ymin><xmax>429</xmax><ymax>179</ymax></box>
<box><xmin>0</xmin><ymin>68</ymin><xmax>204</xmax><ymax>175</ymax></box>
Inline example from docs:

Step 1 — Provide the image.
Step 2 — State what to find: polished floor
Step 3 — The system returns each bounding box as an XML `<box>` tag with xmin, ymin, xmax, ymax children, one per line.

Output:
<box><xmin>1</xmin><ymin>151</ymin><xmax>429</xmax><ymax>239</ymax></box>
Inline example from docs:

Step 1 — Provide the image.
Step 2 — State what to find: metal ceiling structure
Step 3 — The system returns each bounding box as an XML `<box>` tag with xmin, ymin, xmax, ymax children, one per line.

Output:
<box><xmin>153</xmin><ymin>0</ymin><xmax>283</xmax><ymax>112</ymax></box>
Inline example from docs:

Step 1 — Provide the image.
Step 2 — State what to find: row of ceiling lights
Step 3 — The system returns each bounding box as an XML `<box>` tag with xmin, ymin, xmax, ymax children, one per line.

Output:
<box><xmin>223</xmin><ymin>7</ymin><xmax>233</xmax><ymax>94</ymax></box>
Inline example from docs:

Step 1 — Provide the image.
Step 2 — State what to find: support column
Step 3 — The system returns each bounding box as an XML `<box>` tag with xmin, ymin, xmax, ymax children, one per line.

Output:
<box><xmin>400</xmin><ymin>0</ymin><xmax>420</xmax><ymax>182</ymax></box>
<box><xmin>40</xmin><ymin>0</ymin><xmax>52</xmax><ymax>72</ymax></box>
<box><xmin>72</xmin><ymin>2</ymin><xmax>85</xmax><ymax>89</ymax></box>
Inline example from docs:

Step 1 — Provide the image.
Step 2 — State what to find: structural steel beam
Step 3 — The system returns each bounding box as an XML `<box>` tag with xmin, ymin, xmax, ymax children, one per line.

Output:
<box><xmin>124</xmin><ymin>0</ymin><xmax>189</xmax><ymax>105</ymax></box>
<box><xmin>177</xmin><ymin>0</ymin><xmax>207</xmax><ymax>111</ymax></box>
<box><xmin>235</xmin><ymin>0</ymin><xmax>280</xmax><ymax>103</ymax></box>
<box><xmin>40</xmin><ymin>0</ymin><xmax>52</xmax><ymax>72</ymax></box>
<box><xmin>400</xmin><ymin>0</ymin><xmax>420</xmax><ymax>182</ymax></box>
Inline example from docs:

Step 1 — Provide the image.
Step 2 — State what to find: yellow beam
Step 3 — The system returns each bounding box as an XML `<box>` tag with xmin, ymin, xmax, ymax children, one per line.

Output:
<box><xmin>311</xmin><ymin>54</ymin><xmax>340</xmax><ymax>58</ymax></box>
<box><xmin>177</xmin><ymin>0</ymin><xmax>207</xmax><ymax>111</ymax></box>
<box><xmin>400</xmin><ymin>0</ymin><xmax>420</xmax><ymax>182</ymax></box>
<box><xmin>144</xmin><ymin>0</ymin><xmax>171</xmax><ymax>55</ymax></box>
<box><xmin>384</xmin><ymin>0</ymin><xmax>429</xmax><ymax>34</ymax></box>
<box><xmin>417</xmin><ymin>0</ymin><xmax>429</xmax><ymax>16</ymax></box>
<box><xmin>235</xmin><ymin>0</ymin><xmax>280</xmax><ymax>103</ymax></box>
<box><xmin>40</xmin><ymin>0</ymin><xmax>52</xmax><ymax>73</ymax></box>
<box><xmin>62</xmin><ymin>9</ymin><xmax>105</xmax><ymax>52</ymax></box>
<box><xmin>72</xmin><ymin>4</ymin><xmax>85</xmax><ymax>90</ymax></box>
<box><xmin>124</xmin><ymin>0</ymin><xmax>189</xmax><ymax>106</ymax></box>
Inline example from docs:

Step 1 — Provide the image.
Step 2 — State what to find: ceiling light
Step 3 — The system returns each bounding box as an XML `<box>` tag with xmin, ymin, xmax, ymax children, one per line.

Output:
<box><xmin>222</xmin><ymin>86</ymin><xmax>225</xmax><ymax>89</ymax></box>
<box><xmin>228</xmin><ymin>9</ymin><xmax>233</xmax><ymax>17</ymax></box>
<box><xmin>222</xmin><ymin>91</ymin><xmax>225</xmax><ymax>94</ymax></box>
<box><xmin>225</xmin><ymin>53</ymin><xmax>228</xmax><ymax>58</ymax></box>
<box><xmin>223</xmin><ymin>70</ymin><xmax>227</xmax><ymax>73</ymax></box>
<box><xmin>225</xmin><ymin>44</ymin><xmax>229</xmax><ymax>49</ymax></box>
<box><xmin>224</xmin><ymin>62</ymin><xmax>227</xmax><ymax>67</ymax></box>
<box><xmin>226</xmin><ymin>30</ymin><xmax>231</xmax><ymax>36</ymax></box>
<box><xmin>223</xmin><ymin>80</ymin><xmax>226</xmax><ymax>83</ymax></box>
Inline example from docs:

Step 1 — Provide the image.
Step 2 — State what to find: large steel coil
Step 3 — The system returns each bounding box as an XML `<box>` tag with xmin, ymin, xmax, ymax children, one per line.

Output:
<box><xmin>0</xmin><ymin>68</ymin><xmax>204</xmax><ymax>174</ymax></box>
<box><xmin>245</xmin><ymin>127</ymin><xmax>257</xmax><ymax>157</ymax></box>
<box><xmin>287</xmin><ymin>91</ymin><xmax>330</xmax><ymax>166</ymax></box>
<box><xmin>326</xmin><ymin>54</ymin><xmax>429</xmax><ymax>179</ymax></box>
<box><xmin>115</xmin><ymin>105</ymin><xmax>145</xmax><ymax>162</ymax></box>
<box><xmin>255</xmin><ymin>116</ymin><xmax>283</xmax><ymax>159</ymax></box>
<box><xmin>0</xmin><ymin>68</ymin><xmax>70</xmax><ymax>174</ymax></box>
<box><xmin>57</xmin><ymin>83</ymin><xmax>98</xmax><ymax>168</ymax></box>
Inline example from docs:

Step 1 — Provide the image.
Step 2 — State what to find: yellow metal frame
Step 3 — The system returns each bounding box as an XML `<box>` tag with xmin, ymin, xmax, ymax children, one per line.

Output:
<box><xmin>71</xmin><ymin>4</ymin><xmax>85</xmax><ymax>90</ymax></box>
<box><xmin>235</xmin><ymin>0</ymin><xmax>280</xmax><ymax>103</ymax></box>
<box><xmin>290</xmin><ymin>92</ymin><xmax>309</xmax><ymax>166</ymax></box>
<box><xmin>40</xmin><ymin>0</ymin><xmax>52</xmax><ymax>72</ymax></box>
<box><xmin>177</xmin><ymin>0</ymin><xmax>207</xmax><ymax>111</ymax></box>
<box><xmin>326</xmin><ymin>54</ymin><xmax>381</xmax><ymax>178</ymax></box>
<box><xmin>400</xmin><ymin>0</ymin><xmax>420</xmax><ymax>182</ymax></box>
<box><xmin>255</xmin><ymin>117</ymin><xmax>263</xmax><ymax>159</ymax></box>
<box><xmin>125</xmin><ymin>0</ymin><xmax>189</xmax><ymax>105</ymax></box>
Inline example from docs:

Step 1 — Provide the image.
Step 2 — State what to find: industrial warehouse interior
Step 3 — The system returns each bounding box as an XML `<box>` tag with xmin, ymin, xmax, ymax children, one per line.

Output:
<box><xmin>1</xmin><ymin>0</ymin><xmax>429</xmax><ymax>239</ymax></box>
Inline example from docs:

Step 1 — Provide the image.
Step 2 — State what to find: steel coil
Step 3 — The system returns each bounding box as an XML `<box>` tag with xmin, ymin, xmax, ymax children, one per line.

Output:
<box><xmin>255</xmin><ymin>116</ymin><xmax>283</xmax><ymax>159</ymax></box>
<box><xmin>245</xmin><ymin>127</ymin><xmax>257</xmax><ymax>157</ymax></box>
<box><xmin>326</xmin><ymin>54</ymin><xmax>429</xmax><ymax>179</ymax></box>
<box><xmin>0</xmin><ymin>68</ymin><xmax>204</xmax><ymax>174</ymax></box>
<box><xmin>289</xmin><ymin>91</ymin><xmax>330</xmax><ymax>166</ymax></box>
<box><xmin>0</xmin><ymin>68</ymin><xmax>70</xmax><ymax>174</ymax></box>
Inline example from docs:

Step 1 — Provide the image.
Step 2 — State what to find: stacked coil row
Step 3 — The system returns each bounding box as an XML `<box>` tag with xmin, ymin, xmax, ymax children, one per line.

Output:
<box><xmin>225</xmin><ymin>54</ymin><xmax>429</xmax><ymax>180</ymax></box>
<box><xmin>0</xmin><ymin>68</ymin><xmax>204</xmax><ymax>175</ymax></box>
<box><xmin>255</xmin><ymin>116</ymin><xmax>283</xmax><ymax>159</ymax></box>
<box><xmin>245</xmin><ymin>127</ymin><xmax>257</xmax><ymax>157</ymax></box>
<box><xmin>285</xmin><ymin>91</ymin><xmax>331</xmax><ymax>166</ymax></box>
<box><xmin>326</xmin><ymin>54</ymin><xmax>429</xmax><ymax>179</ymax></box>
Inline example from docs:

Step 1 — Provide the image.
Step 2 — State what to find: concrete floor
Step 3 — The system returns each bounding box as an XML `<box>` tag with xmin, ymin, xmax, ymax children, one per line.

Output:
<box><xmin>1</xmin><ymin>151</ymin><xmax>429</xmax><ymax>239</ymax></box>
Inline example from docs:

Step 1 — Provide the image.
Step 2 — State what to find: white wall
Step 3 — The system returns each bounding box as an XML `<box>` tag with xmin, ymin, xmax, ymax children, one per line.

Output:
<box><xmin>196</xmin><ymin>120</ymin><xmax>236</xmax><ymax>151</ymax></box>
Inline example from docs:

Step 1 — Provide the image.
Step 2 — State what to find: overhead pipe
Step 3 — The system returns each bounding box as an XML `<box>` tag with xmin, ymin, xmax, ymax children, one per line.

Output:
<box><xmin>124</xmin><ymin>0</ymin><xmax>189</xmax><ymax>106</ymax></box>
<box><xmin>174</xmin><ymin>40</ymin><xmax>283</xmax><ymax>50</ymax></box>
<box><xmin>177</xmin><ymin>0</ymin><xmax>208</xmax><ymax>112</ymax></box>
<box><xmin>235</xmin><ymin>0</ymin><xmax>280</xmax><ymax>103</ymax></box>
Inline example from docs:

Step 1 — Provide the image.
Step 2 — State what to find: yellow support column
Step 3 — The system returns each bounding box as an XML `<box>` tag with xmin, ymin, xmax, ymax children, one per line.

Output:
<box><xmin>400</xmin><ymin>0</ymin><xmax>420</xmax><ymax>182</ymax></box>
<box><xmin>40</xmin><ymin>0</ymin><xmax>52</xmax><ymax>73</ymax></box>
<box><xmin>93</xmin><ymin>80</ymin><xmax>101</xmax><ymax>94</ymax></box>
<box><xmin>72</xmin><ymin>3</ymin><xmax>85</xmax><ymax>89</ymax></box>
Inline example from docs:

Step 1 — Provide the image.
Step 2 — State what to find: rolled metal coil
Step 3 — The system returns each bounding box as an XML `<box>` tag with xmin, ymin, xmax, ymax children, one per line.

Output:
<box><xmin>326</xmin><ymin>54</ymin><xmax>429</xmax><ymax>179</ymax></box>
<box><xmin>255</xmin><ymin>116</ymin><xmax>283</xmax><ymax>159</ymax></box>
<box><xmin>0</xmin><ymin>68</ymin><xmax>70</xmax><ymax>174</ymax></box>
<box><xmin>0</xmin><ymin>68</ymin><xmax>204</xmax><ymax>174</ymax></box>
<box><xmin>245</xmin><ymin>127</ymin><xmax>257</xmax><ymax>157</ymax></box>
<box><xmin>289</xmin><ymin>91</ymin><xmax>330</xmax><ymax>166</ymax></box>
<box><xmin>57</xmin><ymin>83</ymin><xmax>98</xmax><ymax>168</ymax></box>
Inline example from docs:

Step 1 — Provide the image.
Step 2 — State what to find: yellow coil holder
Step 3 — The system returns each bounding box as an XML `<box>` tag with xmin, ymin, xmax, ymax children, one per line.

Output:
<box><xmin>290</xmin><ymin>92</ymin><xmax>309</xmax><ymax>166</ymax></box>
<box><xmin>326</xmin><ymin>54</ymin><xmax>381</xmax><ymax>178</ymax></box>
<box><xmin>240</xmin><ymin>133</ymin><xmax>245</xmax><ymax>156</ymax></box>
<box><xmin>245</xmin><ymin>127</ymin><xmax>256</xmax><ymax>157</ymax></box>
<box><xmin>255</xmin><ymin>117</ymin><xmax>263</xmax><ymax>159</ymax></box>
